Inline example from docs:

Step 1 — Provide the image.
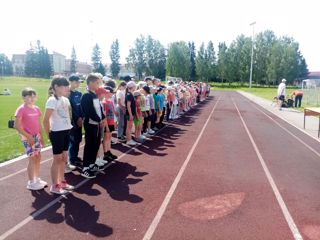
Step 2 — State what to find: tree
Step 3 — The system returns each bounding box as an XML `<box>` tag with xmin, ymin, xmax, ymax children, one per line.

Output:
<box><xmin>217</xmin><ymin>42</ymin><xmax>228</xmax><ymax>82</ymax></box>
<box><xmin>109</xmin><ymin>39</ymin><xmax>120</xmax><ymax>78</ymax></box>
<box><xmin>70</xmin><ymin>46</ymin><xmax>77</xmax><ymax>74</ymax></box>
<box><xmin>196</xmin><ymin>42</ymin><xmax>207</xmax><ymax>81</ymax></box>
<box><xmin>92</xmin><ymin>43</ymin><xmax>102</xmax><ymax>72</ymax></box>
<box><xmin>145</xmin><ymin>35</ymin><xmax>166</xmax><ymax>79</ymax></box>
<box><xmin>188</xmin><ymin>42</ymin><xmax>196</xmax><ymax>81</ymax></box>
<box><xmin>166</xmin><ymin>41</ymin><xmax>191</xmax><ymax>80</ymax></box>
<box><xmin>206</xmin><ymin>41</ymin><xmax>216</xmax><ymax>81</ymax></box>
<box><xmin>96</xmin><ymin>62</ymin><xmax>106</xmax><ymax>76</ymax></box>
<box><xmin>24</xmin><ymin>41</ymin><xmax>52</xmax><ymax>78</ymax></box>
<box><xmin>0</xmin><ymin>54</ymin><xmax>13</xmax><ymax>76</ymax></box>
<box><xmin>126</xmin><ymin>35</ymin><xmax>146</xmax><ymax>80</ymax></box>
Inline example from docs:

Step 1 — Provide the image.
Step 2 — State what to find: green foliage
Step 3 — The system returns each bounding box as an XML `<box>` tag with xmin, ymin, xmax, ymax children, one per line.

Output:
<box><xmin>217</xmin><ymin>42</ymin><xmax>228</xmax><ymax>83</ymax></box>
<box><xmin>0</xmin><ymin>54</ymin><xmax>13</xmax><ymax>76</ymax></box>
<box><xmin>188</xmin><ymin>42</ymin><xmax>196</xmax><ymax>81</ymax></box>
<box><xmin>145</xmin><ymin>36</ymin><xmax>166</xmax><ymax>79</ymax></box>
<box><xmin>24</xmin><ymin>41</ymin><xmax>52</xmax><ymax>78</ymax></box>
<box><xmin>91</xmin><ymin>43</ymin><xmax>102</xmax><ymax>72</ymax></box>
<box><xmin>126</xmin><ymin>35</ymin><xmax>146</xmax><ymax>80</ymax></box>
<box><xmin>109</xmin><ymin>39</ymin><xmax>121</xmax><ymax>78</ymax></box>
<box><xmin>70</xmin><ymin>46</ymin><xmax>77</xmax><ymax>74</ymax></box>
<box><xmin>166</xmin><ymin>41</ymin><xmax>191</xmax><ymax>80</ymax></box>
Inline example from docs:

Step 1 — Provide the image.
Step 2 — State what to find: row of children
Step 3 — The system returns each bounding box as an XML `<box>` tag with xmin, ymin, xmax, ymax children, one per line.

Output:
<box><xmin>14</xmin><ymin>73</ymin><xmax>210</xmax><ymax>194</ymax></box>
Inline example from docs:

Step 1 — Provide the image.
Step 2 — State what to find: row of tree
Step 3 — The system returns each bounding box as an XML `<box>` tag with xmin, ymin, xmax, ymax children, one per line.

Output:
<box><xmin>1</xmin><ymin>30</ymin><xmax>309</xmax><ymax>85</ymax></box>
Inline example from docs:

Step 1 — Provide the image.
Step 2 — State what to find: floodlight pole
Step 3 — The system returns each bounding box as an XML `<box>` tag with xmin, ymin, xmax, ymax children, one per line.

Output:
<box><xmin>249</xmin><ymin>21</ymin><xmax>256</xmax><ymax>88</ymax></box>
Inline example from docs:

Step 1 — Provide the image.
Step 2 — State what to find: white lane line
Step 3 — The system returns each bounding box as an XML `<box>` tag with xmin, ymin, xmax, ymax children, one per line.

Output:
<box><xmin>233</xmin><ymin>100</ymin><xmax>303</xmax><ymax>240</ymax></box>
<box><xmin>250</xmin><ymin>101</ymin><xmax>320</xmax><ymax>159</ymax></box>
<box><xmin>0</xmin><ymin>143</ymin><xmax>85</xmax><ymax>182</ymax></box>
<box><xmin>0</xmin><ymin>124</ymin><xmax>171</xmax><ymax>240</ymax></box>
<box><xmin>142</xmin><ymin>97</ymin><xmax>220</xmax><ymax>240</ymax></box>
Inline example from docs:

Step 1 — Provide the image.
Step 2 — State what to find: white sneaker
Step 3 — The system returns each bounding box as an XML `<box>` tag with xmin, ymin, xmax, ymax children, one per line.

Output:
<box><xmin>95</xmin><ymin>159</ymin><xmax>105</xmax><ymax>167</ymax></box>
<box><xmin>96</xmin><ymin>157</ymin><xmax>109</xmax><ymax>164</ymax></box>
<box><xmin>65</xmin><ymin>163</ymin><xmax>76</xmax><ymax>173</ymax></box>
<box><xmin>148</xmin><ymin>129</ymin><xmax>155</xmax><ymax>134</ymax></box>
<box><xmin>27</xmin><ymin>181</ymin><xmax>45</xmax><ymax>191</ymax></box>
<box><xmin>126</xmin><ymin>140</ymin><xmax>137</xmax><ymax>146</ymax></box>
<box><xmin>140</xmin><ymin>135</ymin><xmax>146</xmax><ymax>140</ymax></box>
<box><xmin>36</xmin><ymin>178</ymin><xmax>48</xmax><ymax>187</ymax></box>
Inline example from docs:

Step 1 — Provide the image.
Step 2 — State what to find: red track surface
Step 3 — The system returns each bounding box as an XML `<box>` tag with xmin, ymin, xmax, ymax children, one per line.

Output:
<box><xmin>1</xmin><ymin>91</ymin><xmax>320</xmax><ymax>240</ymax></box>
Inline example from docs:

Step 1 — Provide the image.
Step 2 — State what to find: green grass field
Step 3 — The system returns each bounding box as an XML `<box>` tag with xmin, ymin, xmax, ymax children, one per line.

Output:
<box><xmin>0</xmin><ymin>77</ymin><xmax>87</xmax><ymax>163</ymax></box>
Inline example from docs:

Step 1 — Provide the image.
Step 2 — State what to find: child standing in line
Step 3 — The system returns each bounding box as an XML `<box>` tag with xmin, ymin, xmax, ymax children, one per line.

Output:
<box><xmin>68</xmin><ymin>74</ymin><xmax>83</xmax><ymax>168</ymax></box>
<box><xmin>101</xmin><ymin>86</ymin><xmax>118</xmax><ymax>162</ymax></box>
<box><xmin>115</xmin><ymin>81</ymin><xmax>127</xmax><ymax>142</ymax></box>
<box><xmin>125</xmin><ymin>81</ymin><xmax>137</xmax><ymax>146</ymax></box>
<box><xmin>15</xmin><ymin>88</ymin><xmax>47</xmax><ymax>191</ymax></box>
<box><xmin>133</xmin><ymin>91</ymin><xmax>144</xmax><ymax>142</ymax></box>
<box><xmin>43</xmin><ymin>76</ymin><xmax>74</xmax><ymax>195</ymax></box>
<box><xmin>80</xmin><ymin>74</ymin><xmax>106</xmax><ymax>179</ymax></box>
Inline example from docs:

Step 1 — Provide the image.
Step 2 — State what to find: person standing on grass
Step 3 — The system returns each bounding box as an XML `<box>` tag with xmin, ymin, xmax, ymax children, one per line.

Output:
<box><xmin>291</xmin><ymin>89</ymin><xmax>304</xmax><ymax>108</ymax></box>
<box><xmin>277</xmin><ymin>78</ymin><xmax>286</xmax><ymax>110</ymax></box>
<box><xmin>14</xmin><ymin>88</ymin><xmax>47</xmax><ymax>191</ymax></box>
<box><xmin>68</xmin><ymin>74</ymin><xmax>83</xmax><ymax>168</ymax></box>
<box><xmin>80</xmin><ymin>74</ymin><xmax>106</xmax><ymax>179</ymax></box>
<box><xmin>43</xmin><ymin>76</ymin><xmax>74</xmax><ymax>195</ymax></box>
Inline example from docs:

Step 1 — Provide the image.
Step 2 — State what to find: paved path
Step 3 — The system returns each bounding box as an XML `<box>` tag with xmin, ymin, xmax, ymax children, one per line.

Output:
<box><xmin>1</xmin><ymin>91</ymin><xmax>320</xmax><ymax>240</ymax></box>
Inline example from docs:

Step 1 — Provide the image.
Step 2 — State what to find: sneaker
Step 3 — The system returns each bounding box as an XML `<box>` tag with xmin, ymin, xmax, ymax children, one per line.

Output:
<box><xmin>60</xmin><ymin>180</ymin><xmax>75</xmax><ymax>191</ymax></box>
<box><xmin>107</xmin><ymin>151</ymin><xmax>118</xmax><ymax>160</ymax></box>
<box><xmin>117</xmin><ymin>136</ymin><xmax>126</xmax><ymax>142</ymax></box>
<box><xmin>65</xmin><ymin>163</ymin><xmax>76</xmax><ymax>173</ymax></box>
<box><xmin>95</xmin><ymin>159</ymin><xmax>106</xmax><ymax>167</ymax></box>
<box><xmin>148</xmin><ymin>129</ymin><xmax>155</xmax><ymax>134</ymax></box>
<box><xmin>126</xmin><ymin>140</ymin><xmax>137</xmax><ymax>146</ymax></box>
<box><xmin>27</xmin><ymin>181</ymin><xmax>45</xmax><ymax>191</ymax></box>
<box><xmin>135</xmin><ymin>136</ymin><xmax>144</xmax><ymax>143</ymax></box>
<box><xmin>81</xmin><ymin>168</ymin><xmax>96</xmax><ymax>179</ymax></box>
<box><xmin>50</xmin><ymin>184</ymin><xmax>68</xmax><ymax>195</ymax></box>
<box><xmin>98</xmin><ymin>156</ymin><xmax>111</xmax><ymax>164</ymax></box>
<box><xmin>36</xmin><ymin>178</ymin><xmax>48</xmax><ymax>187</ymax></box>
<box><xmin>90</xmin><ymin>164</ymin><xmax>103</xmax><ymax>172</ymax></box>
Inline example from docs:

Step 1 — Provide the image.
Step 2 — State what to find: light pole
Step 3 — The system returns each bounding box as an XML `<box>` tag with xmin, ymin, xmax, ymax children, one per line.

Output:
<box><xmin>249</xmin><ymin>21</ymin><xmax>256</xmax><ymax>88</ymax></box>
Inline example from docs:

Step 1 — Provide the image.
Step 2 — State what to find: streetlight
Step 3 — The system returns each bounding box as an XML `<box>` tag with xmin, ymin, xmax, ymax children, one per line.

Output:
<box><xmin>249</xmin><ymin>21</ymin><xmax>256</xmax><ymax>88</ymax></box>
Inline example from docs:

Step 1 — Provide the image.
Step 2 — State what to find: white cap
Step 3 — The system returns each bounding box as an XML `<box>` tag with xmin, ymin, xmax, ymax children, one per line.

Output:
<box><xmin>127</xmin><ymin>81</ymin><xmax>136</xmax><ymax>89</ymax></box>
<box><xmin>282</xmin><ymin>78</ymin><xmax>286</xmax><ymax>82</ymax></box>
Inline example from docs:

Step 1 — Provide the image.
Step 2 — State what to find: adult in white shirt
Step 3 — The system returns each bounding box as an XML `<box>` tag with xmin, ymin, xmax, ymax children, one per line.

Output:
<box><xmin>277</xmin><ymin>78</ymin><xmax>286</xmax><ymax>110</ymax></box>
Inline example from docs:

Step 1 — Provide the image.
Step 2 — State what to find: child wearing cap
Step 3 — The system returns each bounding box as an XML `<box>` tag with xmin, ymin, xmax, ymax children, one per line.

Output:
<box><xmin>15</xmin><ymin>88</ymin><xmax>46</xmax><ymax>191</ymax></box>
<box><xmin>101</xmin><ymin>87</ymin><xmax>118</xmax><ymax>162</ymax></box>
<box><xmin>125</xmin><ymin>81</ymin><xmax>137</xmax><ymax>146</ymax></box>
<box><xmin>68</xmin><ymin>74</ymin><xmax>83</xmax><ymax>168</ymax></box>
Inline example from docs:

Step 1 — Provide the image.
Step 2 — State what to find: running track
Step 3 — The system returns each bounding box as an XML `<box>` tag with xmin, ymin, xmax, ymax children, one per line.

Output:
<box><xmin>1</xmin><ymin>91</ymin><xmax>320</xmax><ymax>240</ymax></box>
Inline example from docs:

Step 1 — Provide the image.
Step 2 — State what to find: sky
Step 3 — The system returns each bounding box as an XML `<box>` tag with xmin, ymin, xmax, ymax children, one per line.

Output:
<box><xmin>1</xmin><ymin>0</ymin><xmax>319</xmax><ymax>71</ymax></box>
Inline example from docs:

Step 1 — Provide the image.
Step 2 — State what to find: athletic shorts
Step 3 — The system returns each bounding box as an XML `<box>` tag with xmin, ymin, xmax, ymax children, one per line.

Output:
<box><xmin>49</xmin><ymin>130</ymin><xmax>70</xmax><ymax>155</ymax></box>
<box><xmin>104</xmin><ymin>125</ymin><xmax>115</xmax><ymax>133</ymax></box>
<box><xmin>133</xmin><ymin>117</ymin><xmax>143</xmax><ymax>126</ymax></box>
<box><xmin>21</xmin><ymin>134</ymin><xmax>42</xmax><ymax>157</ymax></box>
<box><xmin>278</xmin><ymin>95</ymin><xmax>285</xmax><ymax>101</ymax></box>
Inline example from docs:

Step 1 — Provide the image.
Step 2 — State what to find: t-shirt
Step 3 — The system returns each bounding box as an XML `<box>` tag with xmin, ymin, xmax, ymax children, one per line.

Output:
<box><xmin>103</xmin><ymin>99</ymin><xmax>115</xmax><ymax>125</ymax></box>
<box><xmin>292</xmin><ymin>90</ymin><xmax>303</xmax><ymax>96</ymax></box>
<box><xmin>45</xmin><ymin>96</ymin><xmax>72</xmax><ymax>131</ymax></box>
<box><xmin>15</xmin><ymin>104</ymin><xmax>42</xmax><ymax>135</ymax></box>
<box><xmin>125</xmin><ymin>92</ymin><xmax>136</xmax><ymax>116</ymax></box>
<box><xmin>135</xmin><ymin>100</ymin><xmax>142</xmax><ymax>118</ymax></box>
<box><xmin>145</xmin><ymin>94</ymin><xmax>150</xmax><ymax>111</ymax></box>
<box><xmin>116</xmin><ymin>90</ymin><xmax>125</xmax><ymax>107</ymax></box>
<box><xmin>277</xmin><ymin>83</ymin><xmax>286</xmax><ymax>96</ymax></box>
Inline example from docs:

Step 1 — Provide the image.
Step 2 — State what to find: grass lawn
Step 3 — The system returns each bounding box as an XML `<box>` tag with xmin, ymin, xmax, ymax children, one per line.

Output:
<box><xmin>0</xmin><ymin>77</ymin><xmax>87</xmax><ymax>163</ymax></box>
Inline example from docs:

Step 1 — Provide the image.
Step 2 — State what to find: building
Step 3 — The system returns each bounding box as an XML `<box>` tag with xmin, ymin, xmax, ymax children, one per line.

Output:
<box><xmin>12</xmin><ymin>54</ymin><xmax>26</xmax><ymax>76</ymax></box>
<box><xmin>50</xmin><ymin>51</ymin><xmax>66</xmax><ymax>75</ymax></box>
<box><xmin>65</xmin><ymin>59</ymin><xmax>92</xmax><ymax>76</ymax></box>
